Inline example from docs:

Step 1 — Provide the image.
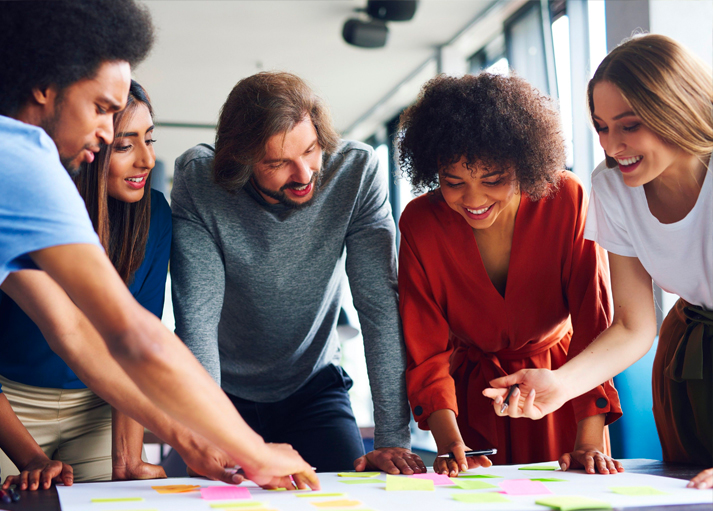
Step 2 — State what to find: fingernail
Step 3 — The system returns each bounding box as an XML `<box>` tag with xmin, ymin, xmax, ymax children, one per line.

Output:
<box><xmin>529</xmin><ymin>389</ymin><xmax>535</xmax><ymax>396</ymax></box>
<box><xmin>560</xmin><ymin>463</ymin><xmax>566</xmax><ymax>471</ymax></box>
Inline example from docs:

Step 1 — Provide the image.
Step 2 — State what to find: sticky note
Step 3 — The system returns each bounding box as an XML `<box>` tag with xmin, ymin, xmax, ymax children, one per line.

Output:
<box><xmin>500</xmin><ymin>479</ymin><xmax>553</xmax><ymax>495</ymax></box>
<box><xmin>338</xmin><ymin>472</ymin><xmax>380</xmax><ymax>478</ymax></box>
<box><xmin>266</xmin><ymin>488</ymin><xmax>287</xmax><ymax>491</ymax></box>
<box><xmin>457</xmin><ymin>474</ymin><xmax>502</xmax><ymax>479</ymax></box>
<box><xmin>296</xmin><ymin>492</ymin><xmax>347</xmax><ymax>498</ymax></box>
<box><xmin>535</xmin><ymin>496</ymin><xmax>612</xmax><ymax>510</ymax></box>
<box><xmin>200</xmin><ymin>486</ymin><xmax>252</xmax><ymax>500</ymax></box>
<box><xmin>531</xmin><ymin>478</ymin><xmax>567</xmax><ymax>482</ymax></box>
<box><xmin>385</xmin><ymin>474</ymin><xmax>434</xmax><ymax>491</ymax></box>
<box><xmin>152</xmin><ymin>484</ymin><xmax>201</xmax><ymax>494</ymax></box>
<box><xmin>519</xmin><ymin>464</ymin><xmax>559</xmax><ymax>471</ymax></box>
<box><xmin>452</xmin><ymin>492</ymin><xmax>510</xmax><ymax>503</ymax></box>
<box><xmin>409</xmin><ymin>473</ymin><xmax>454</xmax><ymax>485</ymax></box>
<box><xmin>338</xmin><ymin>479</ymin><xmax>384</xmax><ymax>485</ymax></box>
<box><xmin>453</xmin><ymin>479</ymin><xmax>498</xmax><ymax>490</ymax></box>
<box><xmin>609</xmin><ymin>486</ymin><xmax>668</xmax><ymax>495</ymax></box>
<box><xmin>311</xmin><ymin>499</ymin><xmax>363</xmax><ymax>508</ymax></box>
<box><xmin>91</xmin><ymin>497</ymin><xmax>144</xmax><ymax>502</ymax></box>
<box><xmin>209</xmin><ymin>503</ymin><xmax>269</xmax><ymax>509</ymax></box>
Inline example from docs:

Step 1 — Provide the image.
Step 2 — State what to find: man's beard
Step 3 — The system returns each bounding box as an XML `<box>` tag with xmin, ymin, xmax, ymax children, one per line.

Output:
<box><xmin>252</xmin><ymin>170</ymin><xmax>322</xmax><ymax>210</ymax></box>
<box><xmin>39</xmin><ymin>104</ymin><xmax>86</xmax><ymax>177</ymax></box>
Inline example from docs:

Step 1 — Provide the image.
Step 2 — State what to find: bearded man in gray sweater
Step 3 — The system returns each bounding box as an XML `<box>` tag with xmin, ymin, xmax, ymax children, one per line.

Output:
<box><xmin>171</xmin><ymin>72</ymin><xmax>424</xmax><ymax>474</ymax></box>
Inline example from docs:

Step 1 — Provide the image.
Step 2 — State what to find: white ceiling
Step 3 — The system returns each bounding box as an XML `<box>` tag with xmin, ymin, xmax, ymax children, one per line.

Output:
<box><xmin>134</xmin><ymin>0</ymin><xmax>494</xmax><ymax>132</ymax></box>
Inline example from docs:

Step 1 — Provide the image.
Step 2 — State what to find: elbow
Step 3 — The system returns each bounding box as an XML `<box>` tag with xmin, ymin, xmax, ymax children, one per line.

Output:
<box><xmin>106</xmin><ymin>317</ymin><xmax>165</xmax><ymax>368</ymax></box>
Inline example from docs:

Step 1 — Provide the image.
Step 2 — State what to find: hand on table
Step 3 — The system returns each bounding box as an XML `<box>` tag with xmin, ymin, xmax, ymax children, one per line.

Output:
<box><xmin>2</xmin><ymin>455</ymin><xmax>73</xmax><ymax>490</ymax></box>
<box><xmin>559</xmin><ymin>446</ymin><xmax>624</xmax><ymax>475</ymax></box>
<box><xmin>179</xmin><ymin>438</ymin><xmax>246</xmax><ymax>485</ymax></box>
<box><xmin>113</xmin><ymin>459</ymin><xmax>166</xmax><ymax>481</ymax></box>
<box><xmin>354</xmin><ymin>447</ymin><xmax>427</xmax><ymax>475</ymax></box>
<box><xmin>433</xmin><ymin>441</ymin><xmax>492</xmax><ymax>477</ymax></box>
<box><xmin>483</xmin><ymin>368</ymin><xmax>569</xmax><ymax>420</ymax></box>
<box><xmin>243</xmin><ymin>442</ymin><xmax>320</xmax><ymax>491</ymax></box>
<box><xmin>687</xmin><ymin>468</ymin><xmax>713</xmax><ymax>489</ymax></box>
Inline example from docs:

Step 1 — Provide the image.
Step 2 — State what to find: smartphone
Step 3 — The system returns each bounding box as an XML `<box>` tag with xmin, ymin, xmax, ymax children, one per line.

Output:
<box><xmin>436</xmin><ymin>448</ymin><xmax>497</xmax><ymax>459</ymax></box>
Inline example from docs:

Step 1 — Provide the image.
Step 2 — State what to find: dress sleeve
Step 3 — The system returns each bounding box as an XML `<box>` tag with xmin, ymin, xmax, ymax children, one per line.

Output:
<box><xmin>344</xmin><ymin>148</ymin><xmax>411</xmax><ymax>450</ymax></box>
<box><xmin>398</xmin><ymin>211</ymin><xmax>458</xmax><ymax>430</ymax></box>
<box><xmin>170</xmin><ymin>157</ymin><xmax>226</xmax><ymax>385</ymax></box>
<box><xmin>563</xmin><ymin>178</ymin><xmax>622</xmax><ymax>425</ymax></box>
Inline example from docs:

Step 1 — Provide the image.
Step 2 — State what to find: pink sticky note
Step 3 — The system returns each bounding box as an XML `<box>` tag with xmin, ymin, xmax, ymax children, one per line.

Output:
<box><xmin>499</xmin><ymin>479</ymin><xmax>553</xmax><ymax>495</ymax></box>
<box><xmin>409</xmin><ymin>473</ymin><xmax>454</xmax><ymax>486</ymax></box>
<box><xmin>200</xmin><ymin>486</ymin><xmax>252</xmax><ymax>500</ymax></box>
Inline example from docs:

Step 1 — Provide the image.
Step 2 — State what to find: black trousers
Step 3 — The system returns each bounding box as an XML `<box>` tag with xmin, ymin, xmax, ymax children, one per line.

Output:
<box><xmin>226</xmin><ymin>364</ymin><xmax>366</xmax><ymax>472</ymax></box>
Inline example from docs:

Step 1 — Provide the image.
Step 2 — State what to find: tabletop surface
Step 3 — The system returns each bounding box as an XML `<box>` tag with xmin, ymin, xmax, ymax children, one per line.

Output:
<box><xmin>1</xmin><ymin>459</ymin><xmax>710</xmax><ymax>511</ymax></box>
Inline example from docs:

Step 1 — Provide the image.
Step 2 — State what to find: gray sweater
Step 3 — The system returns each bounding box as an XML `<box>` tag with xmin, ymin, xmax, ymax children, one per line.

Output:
<box><xmin>171</xmin><ymin>140</ymin><xmax>411</xmax><ymax>449</ymax></box>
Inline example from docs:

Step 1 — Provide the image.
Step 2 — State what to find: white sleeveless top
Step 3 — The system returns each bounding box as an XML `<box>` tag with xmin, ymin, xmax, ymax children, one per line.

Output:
<box><xmin>584</xmin><ymin>158</ymin><xmax>713</xmax><ymax>310</ymax></box>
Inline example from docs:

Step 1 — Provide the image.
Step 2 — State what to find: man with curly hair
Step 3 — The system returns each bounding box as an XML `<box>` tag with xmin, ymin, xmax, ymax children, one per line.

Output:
<box><xmin>0</xmin><ymin>1</ymin><xmax>318</xmax><ymax>491</ymax></box>
<box><xmin>397</xmin><ymin>73</ymin><xmax>622</xmax><ymax>475</ymax></box>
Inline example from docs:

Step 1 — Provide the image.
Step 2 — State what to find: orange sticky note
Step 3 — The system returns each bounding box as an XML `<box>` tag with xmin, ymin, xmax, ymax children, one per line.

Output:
<box><xmin>152</xmin><ymin>484</ymin><xmax>201</xmax><ymax>494</ymax></box>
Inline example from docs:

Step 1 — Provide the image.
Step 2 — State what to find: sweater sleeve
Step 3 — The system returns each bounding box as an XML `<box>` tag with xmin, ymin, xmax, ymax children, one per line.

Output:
<box><xmin>562</xmin><ymin>176</ymin><xmax>622</xmax><ymax>426</ymax></box>
<box><xmin>170</xmin><ymin>155</ymin><xmax>226</xmax><ymax>385</ymax></box>
<box><xmin>398</xmin><ymin>209</ymin><xmax>458</xmax><ymax>431</ymax></box>
<box><xmin>344</xmin><ymin>148</ymin><xmax>411</xmax><ymax>450</ymax></box>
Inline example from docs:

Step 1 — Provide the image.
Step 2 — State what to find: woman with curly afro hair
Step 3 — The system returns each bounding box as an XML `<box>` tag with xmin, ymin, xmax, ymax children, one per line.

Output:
<box><xmin>397</xmin><ymin>73</ymin><xmax>622</xmax><ymax>475</ymax></box>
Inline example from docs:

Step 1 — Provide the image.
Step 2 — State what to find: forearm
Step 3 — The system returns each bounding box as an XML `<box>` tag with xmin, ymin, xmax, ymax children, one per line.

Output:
<box><xmin>574</xmin><ymin>413</ymin><xmax>606</xmax><ymax>451</ymax></box>
<box><xmin>426</xmin><ymin>409</ymin><xmax>463</xmax><ymax>453</ymax></box>
<box><xmin>112</xmin><ymin>408</ymin><xmax>146</xmax><ymax>468</ymax></box>
<box><xmin>0</xmin><ymin>394</ymin><xmax>47</xmax><ymax>470</ymax></box>
<box><xmin>556</xmin><ymin>321</ymin><xmax>656</xmax><ymax>402</ymax></box>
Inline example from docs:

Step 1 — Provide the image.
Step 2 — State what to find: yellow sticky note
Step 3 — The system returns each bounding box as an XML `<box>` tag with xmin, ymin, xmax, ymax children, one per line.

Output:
<box><xmin>91</xmin><ymin>497</ymin><xmax>144</xmax><ymax>503</ymax></box>
<box><xmin>311</xmin><ymin>499</ymin><xmax>363</xmax><ymax>508</ymax></box>
<box><xmin>610</xmin><ymin>486</ymin><xmax>668</xmax><ymax>496</ymax></box>
<box><xmin>385</xmin><ymin>475</ymin><xmax>434</xmax><ymax>491</ymax></box>
<box><xmin>536</xmin><ymin>496</ymin><xmax>612</xmax><ymax>510</ymax></box>
<box><xmin>519</xmin><ymin>464</ymin><xmax>559</xmax><ymax>471</ymax></box>
<box><xmin>452</xmin><ymin>492</ymin><xmax>509</xmax><ymax>503</ymax></box>
<box><xmin>453</xmin><ymin>479</ymin><xmax>498</xmax><ymax>490</ymax></box>
<box><xmin>337</xmin><ymin>472</ymin><xmax>380</xmax><ymax>478</ymax></box>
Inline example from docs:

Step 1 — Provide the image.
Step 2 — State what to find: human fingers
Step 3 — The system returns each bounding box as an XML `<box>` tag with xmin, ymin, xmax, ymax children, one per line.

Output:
<box><xmin>603</xmin><ymin>456</ymin><xmax>619</xmax><ymax>474</ymax></box>
<box><xmin>504</xmin><ymin>387</ymin><xmax>522</xmax><ymax>418</ymax></box>
<box><xmin>393</xmin><ymin>456</ymin><xmax>415</xmax><ymax>475</ymax></box>
<box><xmin>401</xmin><ymin>453</ymin><xmax>422</xmax><ymax>474</ymax></box>
<box><xmin>433</xmin><ymin>458</ymin><xmax>449</xmax><ymax>475</ymax></box>
<box><xmin>41</xmin><ymin>463</ymin><xmax>62</xmax><ymax>489</ymax></box>
<box><xmin>19</xmin><ymin>471</ymin><xmax>29</xmax><ymax>491</ymax></box>
<box><xmin>446</xmin><ymin>458</ymin><xmax>460</xmax><ymax>477</ymax></box>
<box><xmin>294</xmin><ymin>470</ymin><xmax>320</xmax><ymax>491</ymax></box>
<box><xmin>593</xmin><ymin>453</ymin><xmax>609</xmax><ymax>474</ymax></box>
<box><xmin>28</xmin><ymin>468</ymin><xmax>43</xmax><ymax>491</ymax></box>
<box><xmin>488</xmin><ymin>372</ymin><xmax>526</xmax><ymax>389</ymax></box>
<box><xmin>613</xmin><ymin>459</ymin><xmax>625</xmax><ymax>473</ymax></box>
<box><xmin>60</xmin><ymin>463</ymin><xmax>74</xmax><ymax>486</ymax></box>
<box><xmin>687</xmin><ymin>468</ymin><xmax>713</xmax><ymax>489</ymax></box>
<box><xmin>412</xmin><ymin>453</ymin><xmax>428</xmax><ymax>473</ymax></box>
<box><xmin>520</xmin><ymin>388</ymin><xmax>542</xmax><ymax>420</ymax></box>
<box><xmin>476</xmin><ymin>455</ymin><xmax>492</xmax><ymax>468</ymax></box>
<box><xmin>451</xmin><ymin>445</ymin><xmax>469</xmax><ymax>473</ymax></box>
<box><xmin>558</xmin><ymin>452</ymin><xmax>572</xmax><ymax>471</ymax></box>
<box><xmin>583</xmin><ymin>453</ymin><xmax>596</xmax><ymax>474</ymax></box>
<box><xmin>353</xmin><ymin>455</ymin><xmax>367</xmax><ymax>472</ymax></box>
<box><xmin>2</xmin><ymin>475</ymin><xmax>20</xmax><ymax>490</ymax></box>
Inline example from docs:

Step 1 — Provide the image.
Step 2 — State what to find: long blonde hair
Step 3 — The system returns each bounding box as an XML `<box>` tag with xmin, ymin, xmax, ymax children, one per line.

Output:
<box><xmin>587</xmin><ymin>34</ymin><xmax>713</xmax><ymax>168</ymax></box>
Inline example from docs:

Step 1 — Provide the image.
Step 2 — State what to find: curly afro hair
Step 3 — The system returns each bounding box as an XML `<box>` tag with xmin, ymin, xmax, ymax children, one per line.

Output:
<box><xmin>0</xmin><ymin>0</ymin><xmax>154</xmax><ymax>116</ymax></box>
<box><xmin>398</xmin><ymin>73</ymin><xmax>566</xmax><ymax>200</ymax></box>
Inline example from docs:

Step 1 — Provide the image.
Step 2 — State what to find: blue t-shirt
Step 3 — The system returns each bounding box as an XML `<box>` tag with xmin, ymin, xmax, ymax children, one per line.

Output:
<box><xmin>0</xmin><ymin>189</ymin><xmax>172</xmax><ymax>390</ymax></box>
<box><xmin>0</xmin><ymin>115</ymin><xmax>101</xmax><ymax>284</ymax></box>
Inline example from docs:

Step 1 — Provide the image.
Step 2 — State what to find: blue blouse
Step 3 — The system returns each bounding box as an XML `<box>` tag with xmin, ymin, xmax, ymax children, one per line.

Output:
<box><xmin>0</xmin><ymin>189</ymin><xmax>171</xmax><ymax>390</ymax></box>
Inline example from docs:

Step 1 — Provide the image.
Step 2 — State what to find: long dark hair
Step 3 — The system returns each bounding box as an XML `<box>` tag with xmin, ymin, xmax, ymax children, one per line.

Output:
<box><xmin>75</xmin><ymin>80</ymin><xmax>154</xmax><ymax>284</ymax></box>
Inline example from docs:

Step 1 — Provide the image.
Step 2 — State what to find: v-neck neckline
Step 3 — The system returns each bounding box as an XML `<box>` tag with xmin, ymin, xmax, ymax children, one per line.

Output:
<box><xmin>464</xmin><ymin>194</ymin><xmax>526</xmax><ymax>302</ymax></box>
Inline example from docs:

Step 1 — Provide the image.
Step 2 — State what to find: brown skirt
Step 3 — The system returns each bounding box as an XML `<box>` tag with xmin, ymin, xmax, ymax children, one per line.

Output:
<box><xmin>653</xmin><ymin>298</ymin><xmax>713</xmax><ymax>465</ymax></box>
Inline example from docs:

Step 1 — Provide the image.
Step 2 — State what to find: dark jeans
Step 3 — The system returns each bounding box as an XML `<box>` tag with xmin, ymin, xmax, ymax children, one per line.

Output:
<box><xmin>226</xmin><ymin>364</ymin><xmax>366</xmax><ymax>472</ymax></box>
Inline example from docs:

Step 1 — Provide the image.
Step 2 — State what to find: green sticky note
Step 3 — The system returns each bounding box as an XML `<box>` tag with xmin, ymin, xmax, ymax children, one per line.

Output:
<box><xmin>337</xmin><ymin>472</ymin><xmax>380</xmax><ymax>478</ymax></box>
<box><xmin>91</xmin><ymin>497</ymin><xmax>144</xmax><ymax>503</ymax></box>
<box><xmin>536</xmin><ymin>496</ymin><xmax>612</xmax><ymax>511</ymax></box>
<box><xmin>209</xmin><ymin>503</ymin><xmax>269</xmax><ymax>508</ymax></box>
<box><xmin>457</xmin><ymin>474</ymin><xmax>502</xmax><ymax>479</ymax></box>
<box><xmin>296</xmin><ymin>492</ymin><xmax>347</xmax><ymax>498</ymax></box>
<box><xmin>338</xmin><ymin>479</ymin><xmax>384</xmax><ymax>485</ymax></box>
<box><xmin>453</xmin><ymin>480</ymin><xmax>498</xmax><ymax>490</ymax></box>
<box><xmin>519</xmin><ymin>464</ymin><xmax>559</xmax><ymax>471</ymax></box>
<box><xmin>452</xmin><ymin>492</ymin><xmax>509</xmax><ymax>503</ymax></box>
<box><xmin>385</xmin><ymin>474</ymin><xmax>434</xmax><ymax>491</ymax></box>
<box><xmin>610</xmin><ymin>486</ymin><xmax>668</xmax><ymax>496</ymax></box>
<box><xmin>531</xmin><ymin>478</ymin><xmax>567</xmax><ymax>482</ymax></box>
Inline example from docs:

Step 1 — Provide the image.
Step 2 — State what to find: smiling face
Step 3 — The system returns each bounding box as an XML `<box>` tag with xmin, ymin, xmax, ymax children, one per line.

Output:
<box><xmin>439</xmin><ymin>156</ymin><xmax>520</xmax><ymax>231</ymax></box>
<box><xmin>592</xmin><ymin>80</ymin><xmax>684</xmax><ymax>188</ymax></box>
<box><xmin>250</xmin><ymin>116</ymin><xmax>323</xmax><ymax>208</ymax></box>
<box><xmin>107</xmin><ymin>102</ymin><xmax>155</xmax><ymax>203</ymax></box>
<box><xmin>39</xmin><ymin>61</ymin><xmax>131</xmax><ymax>175</ymax></box>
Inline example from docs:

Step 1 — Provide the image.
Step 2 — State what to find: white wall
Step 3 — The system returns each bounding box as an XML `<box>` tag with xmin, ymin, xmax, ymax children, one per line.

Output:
<box><xmin>650</xmin><ymin>0</ymin><xmax>713</xmax><ymax>69</ymax></box>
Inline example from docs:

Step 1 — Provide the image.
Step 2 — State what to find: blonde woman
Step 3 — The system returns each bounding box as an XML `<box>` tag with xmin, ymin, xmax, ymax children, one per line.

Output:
<box><xmin>485</xmin><ymin>34</ymin><xmax>713</xmax><ymax>488</ymax></box>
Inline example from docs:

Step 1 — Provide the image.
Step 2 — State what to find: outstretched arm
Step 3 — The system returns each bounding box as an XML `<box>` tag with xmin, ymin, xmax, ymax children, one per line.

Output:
<box><xmin>8</xmin><ymin>249</ymin><xmax>319</xmax><ymax>490</ymax></box>
<box><xmin>484</xmin><ymin>253</ymin><xmax>657</xmax><ymax>418</ymax></box>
